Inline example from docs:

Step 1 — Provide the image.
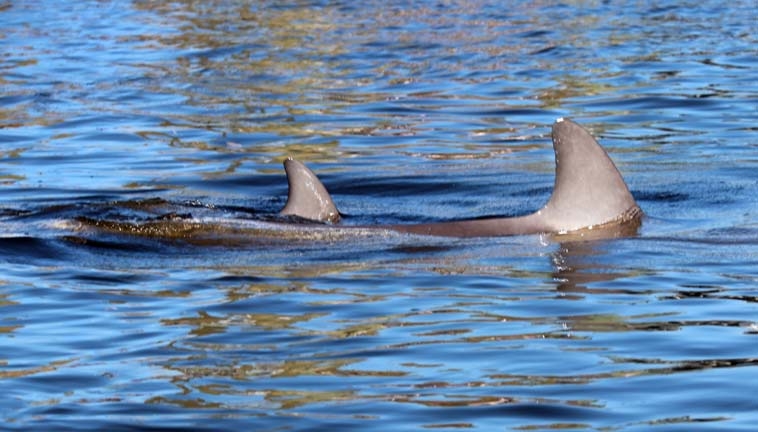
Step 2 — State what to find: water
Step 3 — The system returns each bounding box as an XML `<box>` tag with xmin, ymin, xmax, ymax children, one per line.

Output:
<box><xmin>1</xmin><ymin>1</ymin><xmax>757</xmax><ymax>430</ymax></box>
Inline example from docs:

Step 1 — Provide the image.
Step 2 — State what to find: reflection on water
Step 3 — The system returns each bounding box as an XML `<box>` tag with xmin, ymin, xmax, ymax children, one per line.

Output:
<box><xmin>1</xmin><ymin>0</ymin><xmax>757</xmax><ymax>430</ymax></box>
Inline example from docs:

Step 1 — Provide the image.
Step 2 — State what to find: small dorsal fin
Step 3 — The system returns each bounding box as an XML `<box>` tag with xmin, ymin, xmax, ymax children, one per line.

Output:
<box><xmin>541</xmin><ymin>118</ymin><xmax>639</xmax><ymax>231</ymax></box>
<box><xmin>279</xmin><ymin>158</ymin><xmax>341</xmax><ymax>224</ymax></box>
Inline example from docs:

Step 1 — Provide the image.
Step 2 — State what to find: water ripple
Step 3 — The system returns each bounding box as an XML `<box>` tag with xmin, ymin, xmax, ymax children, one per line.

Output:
<box><xmin>1</xmin><ymin>0</ymin><xmax>757</xmax><ymax>430</ymax></box>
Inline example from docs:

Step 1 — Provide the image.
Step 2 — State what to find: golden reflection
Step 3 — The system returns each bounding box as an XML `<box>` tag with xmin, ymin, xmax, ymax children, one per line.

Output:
<box><xmin>0</xmin><ymin>325</ymin><xmax>21</xmax><ymax>334</ymax></box>
<box><xmin>415</xmin><ymin>328</ymin><xmax>472</xmax><ymax>337</ymax></box>
<box><xmin>0</xmin><ymin>97</ymin><xmax>63</xmax><ymax>130</ymax></box>
<box><xmin>162</xmin><ymin>310</ymin><xmax>326</xmax><ymax>335</ymax></box>
<box><xmin>147</xmin><ymin>387</ymin><xmax>368</xmax><ymax>412</ymax></box>
<box><xmin>262</xmin><ymin>389</ymin><xmax>363</xmax><ymax>410</ymax></box>
<box><xmin>99</xmin><ymin>288</ymin><xmax>191</xmax><ymax>299</ymax></box>
<box><xmin>407</xmin><ymin>144</ymin><xmax>537</xmax><ymax>161</ymax></box>
<box><xmin>0</xmin><ymin>291</ymin><xmax>20</xmax><ymax>335</ymax></box>
<box><xmin>223</xmin><ymin>280</ymin><xmax>387</xmax><ymax>305</ymax></box>
<box><xmin>386</xmin><ymin>330</ymin><xmax>586</xmax><ymax>351</ymax></box>
<box><xmin>0</xmin><ymin>358</ymin><xmax>75</xmax><ymax>379</ymax></box>
<box><xmin>328</xmin><ymin>321</ymin><xmax>389</xmax><ymax>338</ymax></box>
<box><xmin>0</xmin><ymin>174</ymin><xmax>25</xmax><ymax>184</ymax></box>
<box><xmin>488</xmin><ymin>356</ymin><xmax>758</xmax><ymax>385</ymax></box>
<box><xmin>0</xmin><ymin>291</ymin><xmax>18</xmax><ymax>307</ymax></box>
<box><xmin>165</xmin><ymin>358</ymin><xmax>405</xmax><ymax>382</ymax></box>
<box><xmin>146</xmin><ymin>396</ymin><xmax>222</xmax><ymax>409</ymax></box>
<box><xmin>393</xmin><ymin>395</ymin><xmax>514</xmax><ymax>408</ymax></box>
<box><xmin>119</xmin><ymin>0</ymin><xmax>643</xmax><ymax>164</ymax></box>
<box><xmin>513</xmin><ymin>423</ymin><xmax>592</xmax><ymax>430</ymax></box>
<box><xmin>0</xmin><ymin>147</ymin><xmax>27</xmax><ymax>158</ymax></box>
<box><xmin>143</xmin><ymin>229</ymin><xmax>747</xmax><ymax>417</ymax></box>
<box><xmin>537</xmin><ymin>76</ymin><xmax>622</xmax><ymax>109</ymax></box>
<box><xmin>423</xmin><ymin>423</ymin><xmax>475</xmax><ymax>429</ymax></box>
<box><xmin>645</xmin><ymin>415</ymin><xmax>731</xmax><ymax>426</ymax></box>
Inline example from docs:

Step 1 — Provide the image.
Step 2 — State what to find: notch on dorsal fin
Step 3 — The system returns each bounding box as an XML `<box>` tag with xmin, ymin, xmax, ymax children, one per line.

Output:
<box><xmin>279</xmin><ymin>157</ymin><xmax>341</xmax><ymax>224</ymax></box>
<box><xmin>541</xmin><ymin>118</ymin><xmax>639</xmax><ymax>232</ymax></box>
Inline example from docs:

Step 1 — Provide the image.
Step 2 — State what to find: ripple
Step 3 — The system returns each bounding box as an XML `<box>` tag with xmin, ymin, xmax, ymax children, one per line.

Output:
<box><xmin>1</xmin><ymin>1</ymin><xmax>757</xmax><ymax>431</ymax></box>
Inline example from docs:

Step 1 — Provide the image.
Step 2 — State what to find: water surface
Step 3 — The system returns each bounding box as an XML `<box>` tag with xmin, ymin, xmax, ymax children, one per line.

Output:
<box><xmin>1</xmin><ymin>1</ymin><xmax>757</xmax><ymax>430</ymax></box>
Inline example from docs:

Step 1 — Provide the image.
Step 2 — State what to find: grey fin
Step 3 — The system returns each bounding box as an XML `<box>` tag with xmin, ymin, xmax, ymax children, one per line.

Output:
<box><xmin>279</xmin><ymin>158</ymin><xmax>341</xmax><ymax>224</ymax></box>
<box><xmin>540</xmin><ymin>118</ymin><xmax>639</xmax><ymax>232</ymax></box>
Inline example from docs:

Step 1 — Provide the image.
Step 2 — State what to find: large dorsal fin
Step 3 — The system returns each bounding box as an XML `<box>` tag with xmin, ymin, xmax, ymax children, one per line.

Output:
<box><xmin>540</xmin><ymin>118</ymin><xmax>639</xmax><ymax>232</ymax></box>
<box><xmin>279</xmin><ymin>157</ymin><xmax>341</xmax><ymax>224</ymax></box>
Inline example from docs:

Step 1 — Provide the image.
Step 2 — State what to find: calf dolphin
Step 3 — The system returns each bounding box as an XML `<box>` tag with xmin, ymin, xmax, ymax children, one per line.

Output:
<box><xmin>280</xmin><ymin>118</ymin><xmax>641</xmax><ymax>237</ymax></box>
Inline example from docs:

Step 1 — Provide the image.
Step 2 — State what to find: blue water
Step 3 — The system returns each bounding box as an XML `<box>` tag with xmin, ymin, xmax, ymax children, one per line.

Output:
<box><xmin>1</xmin><ymin>1</ymin><xmax>757</xmax><ymax>430</ymax></box>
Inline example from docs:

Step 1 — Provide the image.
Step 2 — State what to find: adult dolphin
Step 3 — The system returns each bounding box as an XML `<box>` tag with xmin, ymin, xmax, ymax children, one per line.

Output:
<box><xmin>280</xmin><ymin>118</ymin><xmax>641</xmax><ymax>237</ymax></box>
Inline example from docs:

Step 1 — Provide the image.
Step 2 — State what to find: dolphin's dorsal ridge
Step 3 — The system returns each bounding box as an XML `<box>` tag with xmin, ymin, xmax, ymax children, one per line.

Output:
<box><xmin>542</xmin><ymin>118</ymin><xmax>639</xmax><ymax>232</ymax></box>
<box><xmin>280</xmin><ymin>158</ymin><xmax>341</xmax><ymax>224</ymax></box>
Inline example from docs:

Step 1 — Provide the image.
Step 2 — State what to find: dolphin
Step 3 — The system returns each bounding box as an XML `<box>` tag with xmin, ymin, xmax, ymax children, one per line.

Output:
<box><xmin>279</xmin><ymin>118</ymin><xmax>641</xmax><ymax>238</ymax></box>
<box><xmin>58</xmin><ymin>118</ymin><xmax>640</xmax><ymax>243</ymax></box>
